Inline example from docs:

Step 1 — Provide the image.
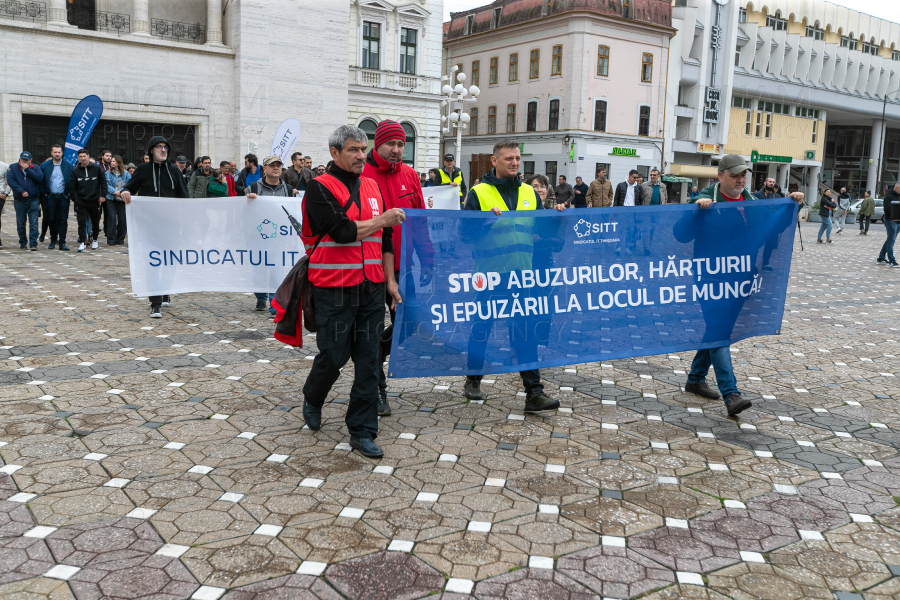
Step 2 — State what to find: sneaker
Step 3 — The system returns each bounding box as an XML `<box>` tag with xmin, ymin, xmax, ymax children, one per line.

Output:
<box><xmin>464</xmin><ymin>377</ymin><xmax>483</xmax><ymax>400</ymax></box>
<box><xmin>150</xmin><ymin>305</ymin><xmax>162</xmax><ymax>318</ymax></box>
<box><xmin>878</xmin><ymin>259</ymin><xmax>889</xmax><ymax>265</ymax></box>
<box><xmin>524</xmin><ymin>392</ymin><xmax>560</xmax><ymax>413</ymax></box>
<box><xmin>78</xmin><ymin>243</ymin><xmax>86</xmax><ymax>252</ymax></box>
<box><xmin>59</xmin><ymin>244</ymin><xmax>69</xmax><ymax>251</ymax></box>
<box><xmin>161</xmin><ymin>296</ymin><xmax>171</xmax><ymax>307</ymax></box>
<box><xmin>377</xmin><ymin>388</ymin><xmax>391</xmax><ymax>417</ymax></box>
<box><xmin>349</xmin><ymin>436</ymin><xmax>384</xmax><ymax>458</ymax></box>
<box><xmin>816</xmin><ymin>239</ymin><xmax>823</xmax><ymax>244</ymax></box>
<box><xmin>255</xmin><ymin>299</ymin><xmax>267</xmax><ymax>311</ymax></box>
<box><xmin>826</xmin><ymin>239</ymin><xmax>833</xmax><ymax>243</ymax></box>
<box><xmin>19</xmin><ymin>245</ymin><xmax>26</xmax><ymax>250</ymax></box>
<box><xmin>91</xmin><ymin>240</ymin><xmax>98</xmax><ymax>250</ymax></box>
<box><xmin>724</xmin><ymin>393</ymin><xmax>752</xmax><ymax>417</ymax></box>
<box><xmin>892</xmin><ymin>263</ymin><xmax>900</xmax><ymax>268</ymax></box>
<box><xmin>684</xmin><ymin>381</ymin><xmax>721</xmax><ymax>400</ymax></box>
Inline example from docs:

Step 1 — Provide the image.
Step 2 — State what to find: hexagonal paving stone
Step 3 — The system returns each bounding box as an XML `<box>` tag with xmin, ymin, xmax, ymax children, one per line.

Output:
<box><xmin>491</xmin><ymin>511</ymin><xmax>598</xmax><ymax>558</ymax></box>
<box><xmin>414</xmin><ymin>431</ymin><xmax>498</xmax><ymax>457</ymax></box>
<box><xmin>626</xmin><ymin>448</ymin><xmax>709</xmax><ymax>477</ymax></box>
<box><xmin>279</xmin><ymin>516</ymin><xmax>388</xmax><ymax>564</ymax></box>
<box><xmin>413</xmin><ymin>530</ymin><xmax>527</xmax><ymax>580</ymax></box>
<box><xmin>560</xmin><ymin>496</ymin><xmax>663</xmax><ymax>536</ymax></box>
<box><xmin>505</xmin><ymin>473</ymin><xmax>597</xmax><ymax>505</ymax></box>
<box><xmin>767</xmin><ymin>539</ymin><xmax>892</xmax><ymax>592</ymax></box>
<box><xmin>638</xmin><ymin>583</ymin><xmax>731</xmax><ymax>599</ymax></box>
<box><xmin>474</xmin><ymin>567</ymin><xmax>600</xmax><ymax>600</ymax></box>
<box><xmin>362</xmin><ymin>501</ymin><xmax>468</xmax><ymax>543</ymax></box>
<box><xmin>0</xmin><ymin>435</ymin><xmax>89</xmax><ymax>466</ymax></box>
<box><xmin>0</xmin><ymin>537</ymin><xmax>56</xmax><ymax>584</ymax></box>
<box><xmin>456</xmin><ymin>449</ymin><xmax>546</xmax><ymax>480</ymax></box>
<box><xmin>621</xmin><ymin>420</ymin><xmax>696</xmax><ymax>444</ymax></box>
<box><xmin>843</xmin><ymin>465</ymin><xmax>900</xmax><ymax>497</ymax></box>
<box><xmin>815</xmin><ymin>437</ymin><xmax>897</xmax><ymax>462</ymax></box>
<box><xmin>825</xmin><ymin>522</ymin><xmax>900</xmax><ymax>565</ymax></box>
<box><xmin>82</xmin><ymin>427</ymin><xmax>168</xmax><ymax>455</ymax></box>
<box><xmin>706</xmin><ymin>561</ymin><xmax>833</xmax><ymax>599</ymax></box>
<box><xmin>222</xmin><ymin>574</ymin><xmax>342</xmax><ymax>600</ymax></box>
<box><xmin>669</xmin><ymin>438</ymin><xmax>755</xmax><ymax>464</ymax></box>
<box><xmin>44</xmin><ymin>517</ymin><xmax>162</xmax><ymax>567</ymax></box>
<box><xmin>690</xmin><ymin>507</ymin><xmax>799</xmax><ymax>552</ymax></box>
<box><xmin>240</xmin><ymin>488</ymin><xmax>343</xmax><ymax>527</ymax></box>
<box><xmin>623</xmin><ymin>484</ymin><xmax>722</xmax><ymax>519</ymax></box>
<box><xmin>181</xmin><ymin>438</ymin><xmax>270</xmax><ymax>468</ymax></box>
<box><xmin>101</xmin><ymin>449</ymin><xmax>195</xmax><ymax>480</ymax></box>
<box><xmin>798</xmin><ymin>478</ymin><xmax>897</xmax><ymax>515</ymax></box>
<box><xmin>320</xmin><ymin>472</ymin><xmax>418</xmax><ymax>511</ymax></box>
<box><xmin>863</xmin><ymin>577</ymin><xmax>900</xmax><ymax>600</ymax></box>
<box><xmin>681</xmin><ymin>469</ymin><xmax>773</xmax><ymax>502</ymax></box>
<box><xmin>124</xmin><ymin>472</ymin><xmax>226</xmax><ymax>511</ymax></box>
<box><xmin>29</xmin><ymin>487</ymin><xmax>135</xmax><ymax>527</ymax></box>
<box><xmin>286</xmin><ymin>451</ymin><xmax>374</xmax><ymax>481</ymax></box>
<box><xmin>393</xmin><ymin>461</ymin><xmax>484</xmax><ymax>495</ymax></box>
<box><xmin>439</xmin><ymin>485</ymin><xmax>537</xmax><ymax>523</ymax></box>
<box><xmin>182</xmin><ymin>534</ymin><xmax>299</xmax><ymax>588</ymax></box>
<box><xmin>68</xmin><ymin>553</ymin><xmax>199</xmax><ymax>600</ymax></box>
<box><xmin>156</xmin><ymin>419</ymin><xmax>239</xmax><ymax>445</ymax></box>
<box><xmin>475</xmin><ymin>420</ymin><xmax>553</xmax><ymax>446</ymax></box>
<box><xmin>578</xmin><ymin>429</ymin><xmax>648</xmax><ymax>455</ymax></box>
<box><xmin>745</xmin><ymin>492</ymin><xmax>851</xmax><ymax>530</ymax></box>
<box><xmin>0</xmin><ymin>576</ymin><xmax>77</xmax><ymax>599</ymax></box>
<box><xmin>875</xmin><ymin>506</ymin><xmax>900</xmax><ymax>532</ymax></box>
<box><xmin>566</xmin><ymin>459</ymin><xmax>656</xmax><ymax>491</ymax></box>
<box><xmin>0</xmin><ymin>474</ymin><xmax>16</xmax><ymax>501</ymax></box>
<box><xmin>12</xmin><ymin>459</ymin><xmax>110</xmax><ymax>494</ymax></box>
<box><xmin>0</xmin><ymin>499</ymin><xmax>35</xmax><ymax>538</ymax></box>
<box><xmin>149</xmin><ymin>499</ymin><xmax>260</xmax><ymax>546</ymax></box>
<box><xmin>325</xmin><ymin>551</ymin><xmax>444</xmax><ymax>600</ymax></box>
<box><xmin>515</xmin><ymin>438</ymin><xmax>598</xmax><ymax>466</ymax></box>
<box><xmin>629</xmin><ymin>526</ymin><xmax>741</xmax><ymax>573</ymax></box>
<box><xmin>556</xmin><ymin>544</ymin><xmax>674</xmax><ymax>598</ymax></box>
<box><xmin>210</xmin><ymin>461</ymin><xmax>303</xmax><ymax>495</ymax></box>
<box><xmin>253</xmin><ymin>430</ymin><xmax>345</xmax><ymax>458</ymax></box>
<box><xmin>729</xmin><ymin>457</ymin><xmax>821</xmax><ymax>486</ymax></box>
<box><xmin>351</xmin><ymin>438</ymin><xmax>440</xmax><ymax>470</ymax></box>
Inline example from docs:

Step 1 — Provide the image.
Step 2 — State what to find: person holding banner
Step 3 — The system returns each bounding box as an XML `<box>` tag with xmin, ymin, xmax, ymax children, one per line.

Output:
<box><xmin>461</xmin><ymin>140</ymin><xmax>565</xmax><ymax>412</ymax></box>
<box><xmin>120</xmin><ymin>135</ymin><xmax>189</xmax><ymax>318</ymax></box>
<box><xmin>362</xmin><ymin>120</ymin><xmax>434</xmax><ymax>417</ymax></box>
<box><xmin>299</xmin><ymin>125</ymin><xmax>405</xmax><ymax>459</ymax></box>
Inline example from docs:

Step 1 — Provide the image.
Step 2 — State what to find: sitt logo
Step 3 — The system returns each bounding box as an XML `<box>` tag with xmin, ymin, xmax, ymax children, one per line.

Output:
<box><xmin>449</xmin><ymin>272</ymin><xmax>501</xmax><ymax>293</ymax></box>
<box><xmin>574</xmin><ymin>219</ymin><xmax>619</xmax><ymax>237</ymax></box>
<box><xmin>257</xmin><ymin>219</ymin><xmax>278</xmax><ymax>240</ymax></box>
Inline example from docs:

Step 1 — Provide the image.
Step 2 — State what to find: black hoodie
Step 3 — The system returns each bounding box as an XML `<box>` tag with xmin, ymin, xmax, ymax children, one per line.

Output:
<box><xmin>123</xmin><ymin>136</ymin><xmax>189</xmax><ymax>198</ymax></box>
<box><xmin>67</xmin><ymin>162</ymin><xmax>107</xmax><ymax>203</ymax></box>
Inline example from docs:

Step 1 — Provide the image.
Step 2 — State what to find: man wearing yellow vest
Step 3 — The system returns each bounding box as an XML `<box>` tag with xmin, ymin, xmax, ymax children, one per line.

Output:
<box><xmin>462</xmin><ymin>140</ymin><xmax>565</xmax><ymax>412</ymax></box>
<box><xmin>437</xmin><ymin>153</ymin><xmax>467</xmax><ymax>205</ymax></box>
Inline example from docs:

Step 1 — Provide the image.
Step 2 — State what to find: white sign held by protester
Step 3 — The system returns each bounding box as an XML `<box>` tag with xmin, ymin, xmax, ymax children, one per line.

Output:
<box><xmin>126</xmin><ymin>196</ymin><xmax>304</xmax><ymax>297</ymax></box>
<box><xmin>422</xmin><ymin>185</ymin><xmax>460</xmax><ymax>210</ymax></box>
<box><xmin>271</xmin><ymin>118</ymin><xmax>301</xmax><ymax>164</ymax></box>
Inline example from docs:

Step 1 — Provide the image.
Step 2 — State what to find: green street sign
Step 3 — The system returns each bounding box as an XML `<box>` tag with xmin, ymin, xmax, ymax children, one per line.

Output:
<box><xmin>750</xmin><ymin>150</ymin><xmax>792</xmax><ymax>164</ymax></box>
<box><xmin>610</xmin><ymin>147</ymin><xmax>638</xmax><ymax>157</ymax></box>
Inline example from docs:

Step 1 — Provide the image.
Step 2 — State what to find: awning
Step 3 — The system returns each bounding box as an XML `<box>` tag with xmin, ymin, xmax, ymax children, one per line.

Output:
<box><xmin>662</xmin><ymin>175</ymin><xmax>692</xmax><ymax>183</ymax></box>
<box><xmin>670</xmin><ymin>164</ymin><xmax>720</xmax><ymax>179</ymax></box>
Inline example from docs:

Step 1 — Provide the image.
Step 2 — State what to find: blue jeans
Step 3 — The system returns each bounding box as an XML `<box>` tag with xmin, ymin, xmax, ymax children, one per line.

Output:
<box><xmin>14</xmin><ymin>197</ymin><xmax>40</xmax><ymax>247</ymax></box>
<box><xmin>688</xmin><ymin>346</ymin><xmax>739</xmax><ymax>399</ymax></box>
<box><xmin>817</xmin><ymin>215</ymin><xmax>832</xmax><ymax>240</ymax></box>
<box><xmin>878</xmin><ymin>220</ymin><xmax>899</xmax><ymax>263</ymax></box>
<box><xmin>255</xmin><ymin>292</ymin><xmax>275</xmax><ymax>314</ymax></box>
<box><xmin>47</xmin><ymin>194</ymin><xmax>70</xmax><ymax>244</ymax></box>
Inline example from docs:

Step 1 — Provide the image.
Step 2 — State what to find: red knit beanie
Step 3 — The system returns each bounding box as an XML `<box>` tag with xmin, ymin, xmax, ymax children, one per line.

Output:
<box><xmin>374</xmin><ymin>120</ymin><xmax>406</xmax><ymax>149</ymax></box>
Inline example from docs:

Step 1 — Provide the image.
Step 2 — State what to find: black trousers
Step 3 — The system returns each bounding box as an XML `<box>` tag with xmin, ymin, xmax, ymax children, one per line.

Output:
<box><xmin>106</xmin><ymin>200</ymin><xmax>127</xmax><ymax>244</ymax></box>
<box><xmin>46</xmin><ymin>194</ymin><xmax>69</xmax><ymax>244</ymax></box>
<box><xmin>40</xmin><ymin>195</ymin><xmax>51</xmax><ymax>238</ymax></box>
<box><xmin>76</xmin><ymin>200</ymin><xmax>101</xmax><ymax>243</ymax></box>
<box><xmin>859</xmin><ymin>215</ymin><xmax>871</xmax><ymax>232</ymax></box>
<box><xmin>303</xmin><ymin>282</ymin><xmax>384</xmax><ymax>440</ymax></box>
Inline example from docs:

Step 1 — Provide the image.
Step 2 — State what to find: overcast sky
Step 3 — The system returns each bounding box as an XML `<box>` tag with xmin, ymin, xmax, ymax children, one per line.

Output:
<box><xmin>442</xmin><ymin>0</ymin><xmax>900</xmax><ymax>24</ymax></box>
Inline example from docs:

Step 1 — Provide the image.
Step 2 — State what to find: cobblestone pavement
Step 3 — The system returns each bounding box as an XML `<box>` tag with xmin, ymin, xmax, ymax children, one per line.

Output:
<box><xmin>0</xmin><ymin>221</ymin><xmax>899</xmax><ymax>600</ymax></box>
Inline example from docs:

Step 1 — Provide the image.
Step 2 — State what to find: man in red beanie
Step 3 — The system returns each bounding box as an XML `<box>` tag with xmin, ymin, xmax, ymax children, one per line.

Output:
<box><xmin>362</xmin><ymin>120</ymin><xmax>434</xmax><ymax>417</ymax></box>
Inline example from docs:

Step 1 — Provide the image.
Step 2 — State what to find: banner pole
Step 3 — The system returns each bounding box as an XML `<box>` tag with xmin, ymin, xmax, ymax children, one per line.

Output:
<box><xmin>797</xmin><ymin>220</ymin><xmax>803</xmax><ymax>251</ymax></box>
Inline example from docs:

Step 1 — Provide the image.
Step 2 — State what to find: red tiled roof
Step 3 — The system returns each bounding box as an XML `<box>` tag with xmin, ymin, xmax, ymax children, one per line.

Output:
<box><xmin>445</xmin><ymin>0</ymin><xmax>671</xmax><ymax>40</ymax></box>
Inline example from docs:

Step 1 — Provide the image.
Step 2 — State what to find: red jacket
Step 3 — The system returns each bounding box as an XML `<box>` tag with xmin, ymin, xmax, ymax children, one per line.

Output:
<box><xmin>362</xmin><ymin>150</ymin><xmax>425</xmax><ymax>265</ymax></box>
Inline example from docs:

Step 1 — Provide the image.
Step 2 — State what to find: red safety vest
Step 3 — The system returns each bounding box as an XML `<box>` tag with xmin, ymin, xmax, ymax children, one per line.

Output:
<box><xmin>301</xmin><ymin>173</ymin><xmax>385</xmax><ymax>287</ymax></box>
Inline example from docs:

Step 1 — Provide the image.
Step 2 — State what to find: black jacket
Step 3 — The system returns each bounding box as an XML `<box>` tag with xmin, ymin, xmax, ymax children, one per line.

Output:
<box><xmin>124</xmin><ymin>161</ymin><xmax>189</xmax><ymax>198</ymax></box>
<box><xmin>613</xmin><ymin>181</ymin><xmax>644</xmax><ymax>206</ymax></box>
<box><xmin>67</xmin><ymin>163</ymin><xmax>107</xmax><ymax>203</ymax></box>
<box><xmin>884</xmin><ymin>189</ymin><xmax>900</xmax><ymax>222</ymax></box>
<box><xmin>819</xmin><ymin>194</ymin><xmax>836</xmax><ymax>217</ymax></box>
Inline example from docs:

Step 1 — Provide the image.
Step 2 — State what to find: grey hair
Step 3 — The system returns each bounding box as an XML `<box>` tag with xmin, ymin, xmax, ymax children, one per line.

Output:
<box><xmin>329</xmin><ymin>125</ymin><xmax>367</xmax><ymax>152</ymax></box>
<box><xmin>492</xmin><ymin>139</ymin><xmax>520</xmax><ymax>155</ymax></box>
<box><xmin>526</xmin><ymin>174</ymin><xmax>549</xmax><ymax>188</ymax></box>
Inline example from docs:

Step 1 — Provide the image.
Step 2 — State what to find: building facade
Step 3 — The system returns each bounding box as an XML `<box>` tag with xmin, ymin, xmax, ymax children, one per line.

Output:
<box><xmin>0</xmin><ymin>0</ymin><xmax>349</xmax><ymax>166</ymax></box>
<box><xmin>348</xmin><ymin>0</ymin><xmax>444</xmax><ymax>172</ymax></box>
<box><xmin>443</xmin><ymin>0</ymin><xmax>673</xmax><ymax>190</ymax></box>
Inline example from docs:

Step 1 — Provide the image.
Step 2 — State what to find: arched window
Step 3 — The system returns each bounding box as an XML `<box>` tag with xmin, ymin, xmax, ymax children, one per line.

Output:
<box><xmin>766</xmin><ymin>10</ymin><xmax>787</xmax><ymax>31</ymax></box>
<box><xmin>359</xmin><ymin>119</ymin><xmax>378</xmax><ymax>154</ymax></box>
<box><xmin>401</xmin><ymin>123</ymin><xmax>416</xmax><ymax>166</ymax></box>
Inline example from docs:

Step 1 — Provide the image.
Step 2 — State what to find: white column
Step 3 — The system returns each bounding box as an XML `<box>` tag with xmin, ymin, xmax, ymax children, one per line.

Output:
<box><xmin>868</xmin><ymin>119</ymin><xmax>884</xmax><ymax>197</ymax></box>
<box><xmin>47</xmin><ymin>0</ymin><xmax>72</xmax><ymax>27</ymax></box>
<box><xmin>206</xmin><ymin>0</ymin><xmax>224</xmax><ymax>46</ymax></box>
<box><xmin>778</xmin><ymin>164</ymin><xmax>789</xmax><ymax>190</ymax></box>
<box><xmin>133</xmin><ymin>0</ymin><xmax>150</xmax><ymax>36</ymax></box>
<box><xmin>807</xmin><ymin>164</ymin><xmax>821</xmax><ymax>205</ymax></box>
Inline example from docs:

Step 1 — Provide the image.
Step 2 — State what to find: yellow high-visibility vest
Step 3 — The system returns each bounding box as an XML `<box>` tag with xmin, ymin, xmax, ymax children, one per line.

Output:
<box><xmin>439</xmin><ymin>169</ymin><xmax>464</xmax><ymax>198</ymax></box>
<box><xmin>470</xmin><ymin>182</ymin><xmax>536</xmax><ymax>273</ymax></box>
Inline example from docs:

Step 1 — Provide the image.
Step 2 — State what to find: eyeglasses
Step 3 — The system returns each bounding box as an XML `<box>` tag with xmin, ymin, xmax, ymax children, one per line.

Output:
<box><xmin>154</xmin><ymin>145</ymin><xmax>170</xmax><ymax>151</ymax></box>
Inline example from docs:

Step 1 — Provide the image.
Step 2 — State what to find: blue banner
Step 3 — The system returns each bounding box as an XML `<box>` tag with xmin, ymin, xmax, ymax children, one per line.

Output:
<box><xmin>63</xmin><ymin>95</ymin><xmax>104</xmax><ymax>165</ymax></box>
<box><xmin>388</xmin><ymin>199</ymin><xmax>798</xmax><ymax>378</ymax></box>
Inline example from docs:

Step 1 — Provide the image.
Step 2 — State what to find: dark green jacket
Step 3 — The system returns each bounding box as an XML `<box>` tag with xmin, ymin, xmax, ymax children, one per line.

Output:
<box><xmin>689</xmin><ymin>183</ymin><xmax>756</xmax><ymax>203</ymax></box>
<box><xmin>859</xmin><ymin>196</ymin><xmax>875</xmax><ymax>217</ymax></box>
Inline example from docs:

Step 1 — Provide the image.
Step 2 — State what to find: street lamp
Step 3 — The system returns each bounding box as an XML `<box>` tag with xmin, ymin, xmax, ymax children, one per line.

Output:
<box><xmin>441</xmin><ymin>64</ymin><xmax>479</xmax><ymax>162</ymax></box>
<box><xmin>876</xmin><ymin>87</ymin><xmax>900</xmax><ymax>198</ymax></box>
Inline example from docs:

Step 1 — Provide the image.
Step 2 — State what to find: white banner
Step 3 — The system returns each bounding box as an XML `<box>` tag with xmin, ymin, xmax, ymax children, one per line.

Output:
<box><xmin>271</xmin><ymin>118</ymin><xmax>301</xmax><ymax>164</ymax></box>
<box><xmin>422</xmin><ymin>185</ymin><xmax>461</xmax><ymax>210</ymax></box>
<box><xmin>125</xmin><ymin>196</ymin><xmax>304</xmax><ymax>297</ymax></box>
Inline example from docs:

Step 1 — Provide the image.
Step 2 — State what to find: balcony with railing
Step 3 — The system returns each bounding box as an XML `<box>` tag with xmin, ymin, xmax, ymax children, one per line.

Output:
<box><xmin>351</xmin><ymin>67</ymin><xmax>440</xmax><ymax>95</ymax></box>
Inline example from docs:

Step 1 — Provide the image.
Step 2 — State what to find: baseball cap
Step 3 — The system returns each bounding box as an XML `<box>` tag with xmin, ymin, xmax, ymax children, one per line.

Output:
<box><xmin>176</xmin><ymin>155</ymin><xmax>187</xmax><ymax>163</ymax></box>
<box><xmin>444</xmin><ymin>154</ymin><xmax>455</xmax><ymax>161</ymax></box>
<box><xmin>262</xmin><ymin>155</ymin><xmax>283</xmax><ymax>166</ymax></box>
<box><xmin>717</xmin><ymin>154</ymin><xmax>751</xmax><ymax>175</ymax></box>
<box><xmin>19</xmin><ymin>151</ymin><xmax>32</xmax><ymax>161</ymax></box>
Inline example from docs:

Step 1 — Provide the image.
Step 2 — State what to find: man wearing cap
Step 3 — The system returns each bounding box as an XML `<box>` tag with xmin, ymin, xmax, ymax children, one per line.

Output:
<box><xmin>175</xmin><ymin>156</ymin><xmax>191</xmax><ymax>185</ymax></box>
<box><xmin>120</xmin><ymin>136</ymin><xmax>189</xmax><ymax>318</ymax></box>
<box><xmin>5</xmin><ymin>152</ymin><xmax>45</xmax><ymax>250</ymax></box>
<box><xmin>437</xmin><ymin>153</ymin><xmax>467</xmax><ymax>204</ymax></box>
<box><xmin>684</xmin><ymin>155</ymin><xmax>802</xmax><ymax>417</ymax></box>
<box><xmin>362</xmin><ymin>120</ymin><xmax>434</xmax><ymax>417</ymax></box>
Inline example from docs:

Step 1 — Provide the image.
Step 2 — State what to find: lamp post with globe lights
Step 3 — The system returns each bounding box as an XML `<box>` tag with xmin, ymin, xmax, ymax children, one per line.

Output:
<box><xmin>441</xmin><ymin>64</ymin><xmax>479</xmax><ymax>165</ymax></box>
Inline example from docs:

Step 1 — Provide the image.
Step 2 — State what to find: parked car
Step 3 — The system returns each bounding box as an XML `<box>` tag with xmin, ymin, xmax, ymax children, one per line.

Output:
<box><xmin>849</xmin><ymin>198</ymin><xmax>884</xmax><ymax>223</ymax></box>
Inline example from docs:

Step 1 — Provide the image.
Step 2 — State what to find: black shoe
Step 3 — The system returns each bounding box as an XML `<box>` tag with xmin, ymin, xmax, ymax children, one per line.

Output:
<box><xmin>48</xmin><ymin>242</ymin><xmax>55</xmax><ymax>250</ymax></box>
<box><xmin>161</xmin><ymin>295</ymin><xmax>171</xmax><ymax>307</ymax></box>
<box><xmin>377</xmin><ymin>388</ymin><xmax>391</xmax><ymax>417</ymax></box>
<box><xmin>59</xmin><ymin>244</ymin><xmax>69</xmax><ymax>251</ymax></box>
<box><xmin>303</xmin><ymin>401</ymin><xmax>321</xmax><ymax>431</ymax></box>
<box><xmin>150</xmin><ymin>305</ymin><xmax>162</xmax><ymax>318</ymax></box>
<box><xmin>725</xmin><ymin>393</ymin><xmax>752</xmax><ymax>417</ymax></box>
<box><xmin>29</xmin><ymin>246</ymin><xmax>37</xmax><ymax>251</ymax></box>
<box><xmin>255</xmin><ymin>299</ymin><xmax>267</xmax><ymax>311</ymax></box>
<box><xmin>524</xmin><ymin>392</ymin><xmax>560</xmax><ymax>413</ymax></box>
<box><xmin>39</xmin><ymin>233</ymin><xmax>45</xmax><ymax>242</ymax></box>
<box><xmin>685</xmin><ymin>381</ymin><xmax>721</xmax><ymax>400</ymax></box>
<box><xmin>877</xmin><ymin>259</ymin><xmax>889</xmax><ymax>265</ymax></box>
<box><xmin>20</xmin><ymin>245</ymin><xmax>26</xmax><ymax>250</ymax></box>
<box><xmin>350</xmin><ymin>436</ymin><xmax>383</xmax><ymax>458</ymax></box>
<box><xmin>464</xmin><ymin>376</ymin><xmax>483</xmax><ymax>400</ymax></box>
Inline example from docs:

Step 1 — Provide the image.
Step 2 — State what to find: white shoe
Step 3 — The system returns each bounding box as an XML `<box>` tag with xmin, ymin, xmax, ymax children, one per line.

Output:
<box><xmin>91</xmin><ymin>240</ymin><xmax>98</xmax><ymax>250</ymax></box>
<box><xmin>78</xmin><ymin>243</ymin><xmax>86</xmax><ymax>252</ymax></box>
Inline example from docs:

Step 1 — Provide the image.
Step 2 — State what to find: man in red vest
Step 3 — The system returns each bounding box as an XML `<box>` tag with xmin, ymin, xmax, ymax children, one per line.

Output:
<box><xmin>361</xmin><ymin>120</ymin><xmax>434</xmax><ymax>417</ymax></box>
<box><xmin>300</xmin><ymin>125</ymin><xmax>406</xmax><ymax>458</ymax></box>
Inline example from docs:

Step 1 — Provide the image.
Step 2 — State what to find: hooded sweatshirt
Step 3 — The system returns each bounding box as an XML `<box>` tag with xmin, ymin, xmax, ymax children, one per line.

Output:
<box><xmin>66</xmin><ymin>162</ymin><xmax>107</xmax><ymax>203</ymax></box>
<box><xmin>123</xmin><ymin>136</ymin><xmax>189</xmax><ymax>199</ymax></box>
